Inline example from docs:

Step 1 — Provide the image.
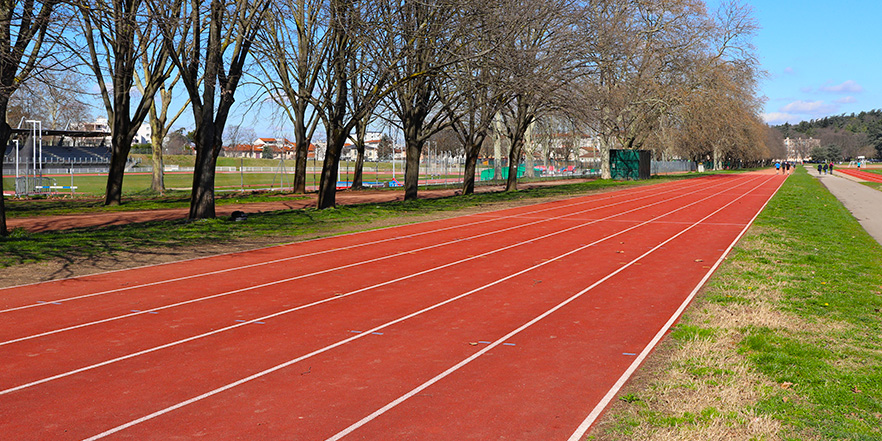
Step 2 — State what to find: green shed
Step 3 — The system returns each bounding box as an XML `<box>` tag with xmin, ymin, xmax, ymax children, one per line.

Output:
<box><xmin>609</xmin><ymin>149</ymin><xmax>651</xmax><ymax>180</ymax></box>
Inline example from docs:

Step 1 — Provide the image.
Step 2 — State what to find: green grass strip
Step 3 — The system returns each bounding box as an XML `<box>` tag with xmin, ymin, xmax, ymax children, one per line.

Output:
<box><xmin>0</xmin><ymin>177</ymin><xmax>650</xmax><ymax>268</ymax></box>
<box><xmin>736</xmin><ymin>168</ymin><xmax>882</xmax><ymax>440</ymax></box>
<box><xmin>588</xmin><ymin>166</ymin><xmax>882</xmax><ymax>441</ymax></box>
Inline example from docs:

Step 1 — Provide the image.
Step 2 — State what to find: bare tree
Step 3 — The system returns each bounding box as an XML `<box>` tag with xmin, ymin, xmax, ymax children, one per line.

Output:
<box><xmin>383</xmin><ymin>0</ymin><xmax>468</xmax><ymax>201</ymax></box>
<box><xmin>315</xmin><ymin>0</ymin><xmax>406</xmax><ymax>209</ymax></box>
<box><xmin>496</xmin><ymin>0</ymin><xmax>585</xmax><ymax>191</ymax></box>
<box><xmin>223</xmin><ymin>124</ymin><xmax>256</xmax><ymax>151</ymax></box>
<box><xmin>1</xmin><ymin>0</ymin><xmax>63</xmax><ymax>236</ymax></box>
<box><xmin>252</xmin><ymin>0</ymin><xmax>326</xmax><ymax>193</ymax></box>
<box><xmin>135</xmin><ymin>66</ymin><xmax>189</xmax><ymax>193</ymax></box>
<box><xmin>73</xmin><ymin>0</ymin><xmax>177</xmax><ymax>206</ymax></box>
<box><xmin>149</xmin><ymin>0</ymin><xmax>271</xmax><ymax>219</ymax></box>
<box><xmin>437</xmin><ymin>2</ymin><xmax>512</xmax><ymax>195</ymax></box>
<box><xmin>9</xmin><ymin>69</ymin><xmax>92</xmax><ymax>129</ymax></box>
<box><xmin>579</xmin><ymin>0</ymin><xmax>714</xmax><ymax>178</ymax></box>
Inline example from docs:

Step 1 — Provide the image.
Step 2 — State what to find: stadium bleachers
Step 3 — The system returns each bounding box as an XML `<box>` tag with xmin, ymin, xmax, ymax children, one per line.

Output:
<box><xmin>4</xmin><ymin>140</ymin><xmax>111</xmax><ymax>166</ymax></box>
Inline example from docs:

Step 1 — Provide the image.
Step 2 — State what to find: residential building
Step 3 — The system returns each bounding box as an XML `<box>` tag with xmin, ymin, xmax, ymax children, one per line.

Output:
<box><xmin>784</xmin><ymin>137</ymin><xmax>820</xmax><ymax>162</ymax></box>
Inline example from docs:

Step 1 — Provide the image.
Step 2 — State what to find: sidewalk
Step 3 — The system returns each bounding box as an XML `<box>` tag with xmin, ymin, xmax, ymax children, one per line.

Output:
<box><xmin>809</xmin><ymin>166</ymin><xmax>882</xmax><ymax>245</ymax></box>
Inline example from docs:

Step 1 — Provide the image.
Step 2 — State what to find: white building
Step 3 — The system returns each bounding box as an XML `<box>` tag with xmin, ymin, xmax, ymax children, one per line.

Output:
<box><xmin>135</xmin><ymin>123</ymin><xmax>152</xmax><ymax>144</ymax></box>
<box><xmin>342</xmin><ymin>132</ymin><xmax>384</xmax><ymax>161</ymax></box>
<box><xmin>783</xmin><ymin>137</ymin><xmax>820</xmax><ymax>162</ymax></box>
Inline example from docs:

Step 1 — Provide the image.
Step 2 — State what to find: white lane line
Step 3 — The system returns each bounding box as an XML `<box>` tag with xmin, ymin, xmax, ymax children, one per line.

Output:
<box><xmin>1</xmin><ymin>177</ymin><xmax>724</xmax><ymax>346</ymax></box>
<box><xmin>0</xmin><ymin>178</ymin><xmax>704</xmax><ymax>314</ymax></box>
<box><xmin>566</xmin><ymin>175</ymin><xmax>787</xmax><ymax>441</ymax></box>
<box><xmin>76</xmin><ymin>176</ymin><xmax>765</xmax><ymax>440</ymax></box>
<box><xmin>1</xmin><ymin>176</ymin><xmax>758</xmax><ymax>396</ymax></box>
<box><xmin>325</xmin><ymin>176</ymin><xmax>779</xmax><ymax>441</ymax></box>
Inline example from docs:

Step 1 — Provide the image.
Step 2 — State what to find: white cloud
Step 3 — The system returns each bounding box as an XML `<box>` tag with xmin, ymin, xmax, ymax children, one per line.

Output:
<box><xmin>780</xmin><ymin>100</ymin><xmax>838</xmax><ymax>114</ymax></box>
<box><xmin>763</xmin><ymin>112</ymin><xmax>801</xmax><ymax>125</ymax></box>
<box><xmin>835</xmin><ymin>96</ymin><xmax>857</xmax><ymax>104</ymax></box>
<box><xmin>783</xmin><ymin>67</ymin><xmax>796</xmax><ymax>75</ymax></box>
<box><xmin>819</xmin><ymin>80</ymin><xmax>863</xmax><ymax>94</ymax></box>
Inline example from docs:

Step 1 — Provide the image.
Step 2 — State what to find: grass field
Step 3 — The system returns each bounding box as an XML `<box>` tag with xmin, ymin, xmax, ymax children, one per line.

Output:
<box><xmin>0</xmin><ymin>177</ymin><xmax>646</xmax><ymax>267</ymax></box>
<box><xmin>590</xmin><ymin>166</ymin><xmax>882</xmax><ymax>440</ymax></box>
<box><xmin>3</xmin><ymin>153</ymin><xmax>559</xmax><ymax>198</ymax></box>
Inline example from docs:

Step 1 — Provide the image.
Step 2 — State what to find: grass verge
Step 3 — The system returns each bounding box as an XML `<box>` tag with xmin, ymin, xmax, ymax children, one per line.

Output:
<box><xmin>589</xmin><ymin>166</ymin><xmax>882</xmax><ymax>441</ymax></box>
<box><xmin>0</xmin><ymin>177</ymin><xmax>649</xmax><ymax>268</ymax></box>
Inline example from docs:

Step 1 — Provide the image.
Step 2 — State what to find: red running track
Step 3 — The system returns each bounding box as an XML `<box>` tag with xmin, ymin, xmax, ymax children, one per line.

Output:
<box><xmin>0</xmin><ymin>172</ymin><xmax>785</xmax><ymax>441</ymax></box>
<box><xmin>836</xmin><ymin>168</ymin><xmax>882</xmax><ymax>183</ymax></box>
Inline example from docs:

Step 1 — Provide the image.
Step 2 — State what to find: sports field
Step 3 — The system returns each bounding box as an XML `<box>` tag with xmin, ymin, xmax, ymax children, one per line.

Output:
<box><xmin>0</xmin><ymin>172</ymin><xmax>785</xmax><ymax>440</ymax></box>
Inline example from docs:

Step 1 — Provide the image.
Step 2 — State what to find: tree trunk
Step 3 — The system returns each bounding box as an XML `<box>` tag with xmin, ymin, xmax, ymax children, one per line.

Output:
<box><xmin>317</xmin><ymin>127</ymin><xmax>346</xmax><ymax>209</ymax></box>
<box><xmin>523</xmin><ymin>121</ymin><xmax>535</xmax><ymax>178</ymax></box>
<box><xmin>352</xmin><ymin>145</ymin><xmax>365</xmax><ymax>189</ymax></box>
<box><xmin>292</xmin><ymin>114</ymin><xmax>309</xmax><ymax>193</ymax></box>
<box><xmin>150</xmin><ymin>118</ymin><xmax>165</xmax><ymax>193</ymax></box>
<box><xmin>189</xmin><ymin>142</ymin><xmax>219</xmax><ymax>219</ymax></box>
<box><xmin>462</xmin><ymin>144</ymin><xmax>480</xmax><ymax>195</ymax></box>
<box><xmin>0</xmin><ymin>119</ymin><xmax>9</xmax><ymax>237</ymax></box>
<box><xmin>600</xmin><ymin>137</ymin><xmax>612</xmax><ymax>179</ymax></box>
<box><xmin>493</xmin><ymin>112</ymin><xmax>504</xmax><ymax>180</ymax></box>
<box><xmin>104</xmin><ymin>130</ymin><xmax>134</xmax><ymax>206</ymax></box>
<box><xmin>403</xmin><ymin>138</ymin><xmax>424</xmax><ymax>201</ymax></box>
<box><xmin>505</xmin><ymin>137</ymin><xmax>522</xmax><ymax>192</ymax></box>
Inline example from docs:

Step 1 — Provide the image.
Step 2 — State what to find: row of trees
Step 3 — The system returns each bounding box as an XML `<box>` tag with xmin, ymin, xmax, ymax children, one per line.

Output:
<box><xmin>1</xmin><ymin>0</ymin><xmax>773</xmax><ymax>237</ymax></box>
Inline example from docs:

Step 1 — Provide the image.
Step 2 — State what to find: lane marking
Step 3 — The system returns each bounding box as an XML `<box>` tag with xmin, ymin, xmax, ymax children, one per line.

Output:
<box><xmin>326</xmin><ymin>176</ymin><xmax>780</xmax><ymax>441</ymax></box>
<box><xmin>565</xmin><ymin>174</ymin><xmax>787</xmax><ymax>441</ymax></box>
<box><xmin>74</xmin><ymin>176</ymin><xmax>767</xmax><ymax>440</ymax></box>
<box><xmin>1</xmin><ymin>178</ymin><xmax>724</xmax><ymax>347</ymax></box>
<box><xmin>0</xmin><ymin>178</ymin><xmax>712</xmax><ymax>313</ymax></box>
<box><xmin>1</xmin><ymin>176</ymin><xmax>760</xmax><ymax>397</ymax></box>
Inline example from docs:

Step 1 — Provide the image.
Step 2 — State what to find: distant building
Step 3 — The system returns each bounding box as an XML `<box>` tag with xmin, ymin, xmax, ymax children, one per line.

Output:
<box><xmin>135</xmin><ymin>123</ymin><xmax>151</xmax><ymax>144</ymax></box>
<box><xmin>222</xmin><ymin>137</ymin><xmax>316</xmax><ymax>160</ymax></box>
<box><xmin>784</xmin><ymin>137</ymin><xmax>820</xmax><ymax>162</ymax></box>
<box><xmin>342</xmin><ymin>132</ymin><xmax>384</xmax><ymax>162</ymax></box>
<box><xmin>72</xmin><ymin>118</ymin><xmax>151</xmax><ymax>146</ymax></box>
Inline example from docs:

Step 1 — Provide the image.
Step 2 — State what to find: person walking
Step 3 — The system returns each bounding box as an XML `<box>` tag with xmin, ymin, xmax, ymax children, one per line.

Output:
<box><xmin>823</xmin><ymin>163</ymin><xmax>828</xmax><ymax>174</ymax></box>
<box><xmin>817</xmin><ymin>163</ymin><xmax>823</xmax><ymax>175</ymax></box>
<box><xmin>829</xmin><ymin>162</ymin><xmax>834</xmax><ymax>175</ymax></box>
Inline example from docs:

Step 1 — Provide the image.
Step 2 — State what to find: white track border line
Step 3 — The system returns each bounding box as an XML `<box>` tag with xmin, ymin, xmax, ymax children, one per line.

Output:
<box><xmin>0</xmin><ymin>177</ymin><xmax>733</xmax><ymax>346</ymax></box>
<box><xmin>565</xmin><ymin>174</ymin><xmax>786</xmax><ymax>441</ymax></box>
<box><xmin>0</xmin><ymin>178</ymin><xmax>707</xmax><ymax>313</ymax></box>
<box><xmin>324</xmin><ymin>175</ymin><xmax>782</xmax><ymax>441</ymax></box>
<box><xmin>75</xmin><ymin>176</ymin><xmax>768</xmax><ymax>441</ymax></box>
<box><xmin>1</xmin><ymin>176</ymin><xmax>761</xmax><ymax>397</ymax></box>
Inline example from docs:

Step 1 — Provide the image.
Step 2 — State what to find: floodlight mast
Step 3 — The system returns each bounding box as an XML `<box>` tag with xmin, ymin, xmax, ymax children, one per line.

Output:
<box><xmin>25</xmin><ymin>120</ymin><xmax>43</xmax><ymax>182</ymax></box>
<box><xmin>14</xmin><ymin>140</ymin><xmax>19</xmax><ymax>182</ymax></box>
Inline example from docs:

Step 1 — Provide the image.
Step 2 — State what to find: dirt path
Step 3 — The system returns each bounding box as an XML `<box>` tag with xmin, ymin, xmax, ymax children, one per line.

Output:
<box><xmin>7</xmin><ymin>180</ymin><xmax>590</xmax><ymax>233</ymax></box>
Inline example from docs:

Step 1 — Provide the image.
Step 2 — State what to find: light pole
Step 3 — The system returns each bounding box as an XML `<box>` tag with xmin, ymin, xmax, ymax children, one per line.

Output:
<box><xmin>25</xmin><ymin>120</ymin><xmax>42</xmax><ymax>180</ymax></box>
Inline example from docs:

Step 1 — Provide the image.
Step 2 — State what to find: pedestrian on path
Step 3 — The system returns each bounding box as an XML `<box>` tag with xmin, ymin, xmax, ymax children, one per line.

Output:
<box><xmin>829</xmin><ymin>162</ymin><xmax>834</xmax><ymax>175</ymax></box>
<box><xmin>818</xmin><ymin>163</ymin><xmax>823</xmax><ymax>175</ymax></box>
<box><xmin>823</xmin><ymin>163</ymin><xmax>829</xmax><ymax>174</ymax></box>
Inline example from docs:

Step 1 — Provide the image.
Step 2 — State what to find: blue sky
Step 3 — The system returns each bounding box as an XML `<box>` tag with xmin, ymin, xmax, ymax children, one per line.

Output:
<box><xmin>744</xmin><ymin>0</ymin><xmax>882</xmax><ymax>125</ymax></box>
<box><xmin>163</xmin><ymin>0</ymin><xmax>881</xmax><ymax>137</ymax></box>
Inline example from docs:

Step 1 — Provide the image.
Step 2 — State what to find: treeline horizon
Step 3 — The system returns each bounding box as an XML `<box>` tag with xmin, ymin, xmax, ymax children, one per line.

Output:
<box><xmin>773</xmin><ymin>109</ymin><xmax>882</xmax><ymax>160</ymax></box>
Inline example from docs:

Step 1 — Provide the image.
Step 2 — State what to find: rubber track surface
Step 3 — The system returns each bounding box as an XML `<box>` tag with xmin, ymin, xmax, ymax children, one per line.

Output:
<box><xmin>0</xmin><ymin>172</ymin><xmax>785</xmax><ymax>440</ymax></box>
<box><xmin>837</xmin><ymin>168</ymin><xmax>882</xmax><ymax>183</ymax></box>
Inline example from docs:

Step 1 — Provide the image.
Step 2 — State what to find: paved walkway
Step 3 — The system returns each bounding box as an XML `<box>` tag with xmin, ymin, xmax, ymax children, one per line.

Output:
<box><xmin>809</xmin><ymin>166</ymin><xmax>882</xmax><ymax>245</ymax></box>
